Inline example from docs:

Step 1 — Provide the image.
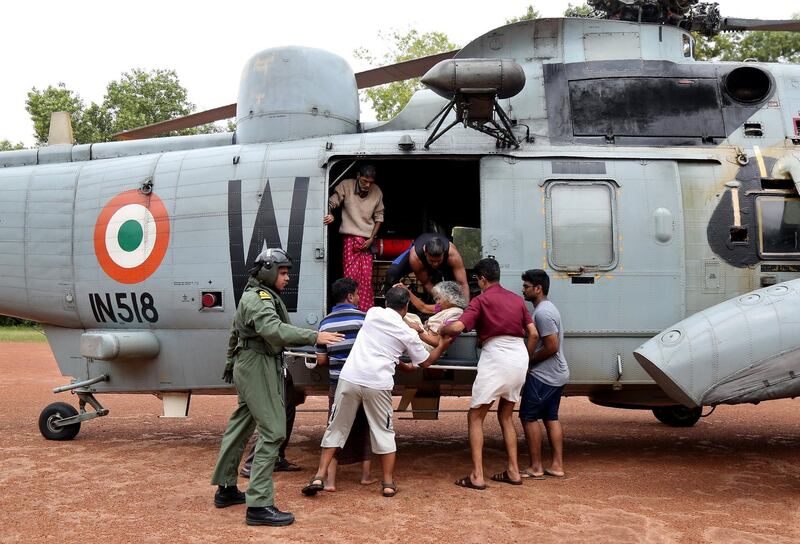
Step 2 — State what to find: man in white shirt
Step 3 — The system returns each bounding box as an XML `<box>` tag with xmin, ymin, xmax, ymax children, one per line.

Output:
<box><xmin>302</xmin><ymin>287</ymin><xmax>451</xmax><ymax>498</ymax></box>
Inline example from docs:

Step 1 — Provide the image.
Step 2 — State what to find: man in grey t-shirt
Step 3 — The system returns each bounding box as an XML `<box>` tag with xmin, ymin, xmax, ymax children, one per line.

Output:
<box><xmin>519</xmin><ymin>269</ymin><xmax>569</xmax><ymax>479</ymax></box>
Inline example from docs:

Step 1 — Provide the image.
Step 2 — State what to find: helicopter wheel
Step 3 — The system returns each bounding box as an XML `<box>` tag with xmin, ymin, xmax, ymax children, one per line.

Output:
<box><xmin>652</xmin><ymin>405</ymin><xmax>702</xmax><ymax>427</ymax></box>
<box><xmin>39</xmin><ymin>402</ymin><xmax>81</xmax><ymax>441</ymax></box>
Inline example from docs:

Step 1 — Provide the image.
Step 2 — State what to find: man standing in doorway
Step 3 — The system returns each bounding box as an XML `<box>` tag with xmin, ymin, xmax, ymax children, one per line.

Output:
<box><xmin>440</xmin><ymin>258</ymin><xmax>538</xmax><ymax>490</ymax></box>
<box><xmin>520</xmin><ymin>269</ymin><xmax>569</xmax><ymax>479</ymax></box>
<box><xmin>324</xmin><ymin>164</ymin><xmax>384</xmax><ymax>311</ymax></box>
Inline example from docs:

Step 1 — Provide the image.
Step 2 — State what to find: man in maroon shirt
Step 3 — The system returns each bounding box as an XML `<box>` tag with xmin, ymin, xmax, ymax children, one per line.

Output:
<box><xmin>440</xmin><ymin>258</ymin><xmax>539</xmax><ymax>490</ymax></box>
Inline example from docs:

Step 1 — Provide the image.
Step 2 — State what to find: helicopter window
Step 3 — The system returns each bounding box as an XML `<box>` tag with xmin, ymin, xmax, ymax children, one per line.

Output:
<box><xmin>757</xmin><ymin>196</ymin><xmax>800</xmax><ymax>259</ymax></box>
<box><xmin>682</xmin><ymin>34</ymin><xmax>692</xmax><ymax>58</ymax></box>
<box><xmin>757</xmin><ymin>197</ymin><xmax>800</xmax><ymax>258</ymax></box>
<box><xmin>546</xmin><ymin>181</ymin><xmax>617</xmax><ymax>271</ymax></box>
<box><xmin>569</xmin><ymin>78</ymin><xmax>725</xmax><ymax>139</ymax></box>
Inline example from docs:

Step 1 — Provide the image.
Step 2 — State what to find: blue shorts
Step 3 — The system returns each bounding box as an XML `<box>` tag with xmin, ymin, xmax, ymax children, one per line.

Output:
<box><xmin>519</xmin><ymin>374</ymin><xmax>564</xmax><ymax>422</ymax></box>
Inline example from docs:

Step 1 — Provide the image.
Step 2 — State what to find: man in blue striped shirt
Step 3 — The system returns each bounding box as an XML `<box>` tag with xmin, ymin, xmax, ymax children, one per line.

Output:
<box><xmin>315</xmin><ymin>278</ymin><xmax>375</xmax><ymax>490</ymax></box>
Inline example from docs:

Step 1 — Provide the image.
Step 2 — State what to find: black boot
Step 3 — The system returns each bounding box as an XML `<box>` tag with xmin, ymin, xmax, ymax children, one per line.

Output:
<box><xmin>274</xmin><ymin>457</ymin><xmax>302</xmax><ymax>472</ymax></box>
<box><xmin>214</xmin><ymin>485</ymin><xmax>246</xmax><ymax>508</ymax></box>
<box><xmin>246</xmin><ymin>505</ymin><xmax>295</xmax><ymax>526</ymax></box>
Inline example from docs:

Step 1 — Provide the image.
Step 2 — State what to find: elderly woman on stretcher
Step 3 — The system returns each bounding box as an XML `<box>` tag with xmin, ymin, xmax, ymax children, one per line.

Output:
<box><xmin>395</xmin><ymin>281</ymin><xmax>467</xmax><ymax>351</ymax></box>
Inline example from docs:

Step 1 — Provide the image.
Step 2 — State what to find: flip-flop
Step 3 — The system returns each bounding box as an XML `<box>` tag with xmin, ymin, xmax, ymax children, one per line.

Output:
<box><xmin>520</xmin><ymin>469</ymin><xmax>545</xmax><ymax>480</ymax></box>
<box><xmin>302</xmin><ymin>476</ymin><xmax>325</xmax><ymax>496</ymax></box>
<box><xmin>490</xmin><ymin>470</ymin><xmax>523</xmax><ymax>485</ymax></box>
<box><xmin>455</xmin><ymin>475</ymin><xmax>487</xmax><ymax>490</ymax></box>
<box><xmin>544</xmin><ymin>468</ymin><xmax>566</xmax><ymax>478</ymax></box>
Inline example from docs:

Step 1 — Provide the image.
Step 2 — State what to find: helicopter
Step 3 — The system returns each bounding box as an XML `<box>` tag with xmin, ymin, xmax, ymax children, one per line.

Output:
<box><xmin>2</xmin><ymin>0</ymin><xmax>799</xmax><ymax>440</ymax></box>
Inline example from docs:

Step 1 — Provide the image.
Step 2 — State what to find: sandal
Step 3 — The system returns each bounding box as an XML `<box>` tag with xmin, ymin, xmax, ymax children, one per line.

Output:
<box><xmin>521</xmin><ymin>468</ymin><xmax>545</xmax><ymax>480</ymax></box>
<box><xmin>302</xmin><ymin>476</ymin><xmax>325</xmax><ymax>496</ymax></box>
<box><xmin>455</xmin><ymin>475</ymin><xmax>486</xmax><ymax>490</ymax></box>
<box><xmin>382</xmin><ymin>481</ymin><xmax>398</xmax><ymax>497</ymax></box>
<box><xmin>490</xmin><ymin>470</ymin><xmax>523</xmax><ymax>485</ymax></box>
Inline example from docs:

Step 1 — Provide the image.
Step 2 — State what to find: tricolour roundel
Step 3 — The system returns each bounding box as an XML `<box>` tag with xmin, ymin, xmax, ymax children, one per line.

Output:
<box><xmin>94</xmin><ymin>190</ymin><xmax>170</xmax><ymax>284</ymax></box>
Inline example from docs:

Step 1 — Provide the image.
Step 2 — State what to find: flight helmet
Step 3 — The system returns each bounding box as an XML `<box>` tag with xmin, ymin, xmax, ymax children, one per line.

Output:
<box><xmin>250</xmin><ymin>248</ymin><xmax>293</xmax><ymax>287</ymax></box>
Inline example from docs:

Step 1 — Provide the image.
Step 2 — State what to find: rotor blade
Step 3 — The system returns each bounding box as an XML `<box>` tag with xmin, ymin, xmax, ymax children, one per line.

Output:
<box><xmin>112</xmin><ymin>104</ymin><xmax>236</xmax><ymax>141</ymax></box>
<box><xmin>719</xmin><ymin>18</ymin><xmax>800</xmax><ymax>32</ymax></box>
<box><xmin>354</xmin><ymin>50</ymin><xmax>459</xmax><ymax>88</ymax></box>
<box><xmin>112</xmin><ymin>50</ymin><xmax>460</xmax><ymax>141</ymax></box>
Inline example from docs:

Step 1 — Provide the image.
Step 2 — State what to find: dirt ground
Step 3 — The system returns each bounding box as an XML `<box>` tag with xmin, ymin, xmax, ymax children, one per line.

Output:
<box><xmin>1</xmin><ymin>343</ymin><xmax>799</xmax><ymax>543</ymax></box>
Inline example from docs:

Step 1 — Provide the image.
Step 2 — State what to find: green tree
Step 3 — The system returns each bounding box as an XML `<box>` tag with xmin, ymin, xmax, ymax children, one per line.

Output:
<box><xmin>694</xmin><ymin>14</ymin><xmax>800</xmax><ymax>62</ymax></box>
<box><xmin>564</xmin><ymin>2</ymin><xmax>596</xmax><ymax>17</ymax></box>
<box><xmin>0</xmin><ymin>316</ymin><xmax>37</xmax><ymax>326</ymax></box>
<box><xmin>25</xmin><ymin>69</ymin><xmax>209</xmax><ymax>144</ymax></box>
<box><xmin>354</xmin><ymin>29</ymin><xmax>457</xmax><ymax>121</ymax></box>
<box><xmin>506</xmin><ymin>4</ymin><xmax>540</xmax><ymax>24</ymax></box>
<box><xmin>0</xmin><ymin>140</ymin><xmax>25</xmax><ymax>151</ymax></box>
<box><xmin>77</xmin><ymin>102</ymin><xmax>114</xmax><ymax>143</ymax></box>
<box><xmin>104</xmin><ymin>68</ymin><xmax>194</xmax><ymax>135</ymax></box>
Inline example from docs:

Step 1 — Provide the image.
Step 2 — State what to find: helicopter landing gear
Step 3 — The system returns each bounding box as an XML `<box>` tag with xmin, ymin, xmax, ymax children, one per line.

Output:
<box><xmin>39</xmin><ymin>402</ymin><xmax>81</xmax><ymax>440</ymax></box>
<box><xmin>39</xmin><ymin>375</ymin><xmax>110</xmax><ymax>440</ymax></box>
<box><xmin>652</xmin><ymin>405</ymin><xmax>702</xmax><ymax>427</ymax></box>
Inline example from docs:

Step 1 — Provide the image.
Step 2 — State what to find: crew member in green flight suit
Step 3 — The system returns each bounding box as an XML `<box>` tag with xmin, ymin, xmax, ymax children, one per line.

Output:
<box><xmin>211</xmin><ymin>247</ymin><xmax>343</xmax><ymax>527</ymax></box>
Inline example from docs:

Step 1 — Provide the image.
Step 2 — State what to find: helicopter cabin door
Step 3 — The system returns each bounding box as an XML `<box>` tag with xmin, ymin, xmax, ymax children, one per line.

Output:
<box><xmin>479</xmin><ymin>157</ymin><xmax>684</xmax><ymax>384</ymax></box>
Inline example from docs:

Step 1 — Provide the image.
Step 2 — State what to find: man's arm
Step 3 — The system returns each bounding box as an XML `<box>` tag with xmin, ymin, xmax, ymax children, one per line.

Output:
<box><xmin>359</xmin><ymin>220</ymin><xmax>382</xmax><ymax>251</ymax></box>
<box><xmin>222</xmin><ymin>324</ymin><xmax>239</xmax><ymax>383</ymax></box>
<box><xmin>525</xmin><ymin>322</ymin><xmax>540</xmax><ymax>360</ymax></box>
<box><xmin>324</xmin><ymin>179</ymin><xmax>348</xmax><ymax>224</ymax></box>
<box><xmin>447</xmin><ymin>245</ymin><xmax>470</xmax><ymax>302</ymax></box>
<box><xmin>418</xmin><ymin>330</ymin><xmax>440</xmax><ymax>348</ymax></box>
<box><xmin>439</xmin><ymin>319</ymin><xmax>466</xmax><ymax>337</ymax></box>
<box><xmin>531</xmin><ymin>333</ymin><xmax>559</xmax><ymax>365</ymax></box>
<box><xmin>225</xmin><ymin>324</ymin><xmax>238</xmax><ymax>361</ymax></box>
<box><xmin>252</xmin><ymin>299</ymin><xmax>342</xmax><ymax>347</ymax></box>
<box><xmin>394</xmin><ymin>283</ymin><xmax>436</xmax><ymax>314</ymax></box>
<box><xmin>417</xmin><ymin>335</ymin><xmax>453</xmax><ymax>368</ymax></box>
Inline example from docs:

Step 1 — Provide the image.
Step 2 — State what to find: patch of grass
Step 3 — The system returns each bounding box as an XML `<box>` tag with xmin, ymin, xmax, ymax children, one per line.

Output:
<box><xmin>0</xmin><ymin>327</ymin><xmax>47</xmax><ymax>342</ymax></box>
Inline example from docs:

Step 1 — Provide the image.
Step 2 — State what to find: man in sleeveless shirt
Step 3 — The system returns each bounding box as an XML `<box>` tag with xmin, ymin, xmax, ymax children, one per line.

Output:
<box><xmin>384</xmin><ymin>233</ymin><xmax>470</xmax><ymax>303</ymax></box>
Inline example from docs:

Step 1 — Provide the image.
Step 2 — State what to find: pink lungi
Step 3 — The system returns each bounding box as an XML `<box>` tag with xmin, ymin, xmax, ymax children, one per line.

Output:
<box><xmin>343</xmin><ymin>235</ymin><xmax>373</xmax><ymax>312</ymax></box>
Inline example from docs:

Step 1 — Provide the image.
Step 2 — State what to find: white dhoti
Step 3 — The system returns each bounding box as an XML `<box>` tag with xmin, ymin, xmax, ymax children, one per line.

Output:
<box><xmin>470</xmin><ymin>335</ymin><xmax>528</xmax><ymax>408</ymax></box>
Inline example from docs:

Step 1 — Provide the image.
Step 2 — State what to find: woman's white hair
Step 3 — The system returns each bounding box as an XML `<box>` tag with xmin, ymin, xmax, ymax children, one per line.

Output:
<box><xmin>432</xmin><ymin>281</ymin><xmax>467</xmax><ymax>309</ymax></box>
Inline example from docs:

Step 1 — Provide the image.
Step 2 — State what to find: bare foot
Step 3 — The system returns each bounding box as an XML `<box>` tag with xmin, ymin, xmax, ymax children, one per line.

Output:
<box><xmin>544</xmin><ymin>468</ymin><xmax>565</xmax><ymax>478</ymax></box>
<box><xmin>323</xmin><ymin>485</ymin><xmax>337</xmax><ymax>492</ymax></box>
<box><xmin>360</xmin><ymin>478</ymin><xmax>378</xmax><ymax>486</ymax></box>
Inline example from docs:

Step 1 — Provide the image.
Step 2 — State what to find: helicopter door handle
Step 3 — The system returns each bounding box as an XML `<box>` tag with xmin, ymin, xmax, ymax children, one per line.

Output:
<box><xmin>616</xmin><ymin>354</ymin><xmax>623</xmax><ymax>380</ymax></box>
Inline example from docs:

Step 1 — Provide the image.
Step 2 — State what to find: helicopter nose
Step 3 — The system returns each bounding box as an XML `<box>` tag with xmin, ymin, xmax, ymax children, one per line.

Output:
<box><xmin>633</xmin><ymin>279</ymin><xmax>800</xmax><ymax>408</ymax></box>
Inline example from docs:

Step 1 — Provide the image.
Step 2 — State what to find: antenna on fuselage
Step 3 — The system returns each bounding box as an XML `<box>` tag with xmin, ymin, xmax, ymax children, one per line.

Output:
<box><xmin>47</xmin><ymin>111</ymin><xmax>75</xmax><ymax>145</ymax></box>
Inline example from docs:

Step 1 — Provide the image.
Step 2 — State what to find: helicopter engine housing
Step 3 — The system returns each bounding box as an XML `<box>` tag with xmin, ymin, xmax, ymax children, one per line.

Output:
<box><xmin>236</xmin><ymin>46</ymin><xmax>359</xmax><ymax>144</ymax></box>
